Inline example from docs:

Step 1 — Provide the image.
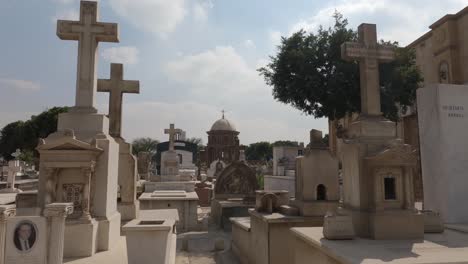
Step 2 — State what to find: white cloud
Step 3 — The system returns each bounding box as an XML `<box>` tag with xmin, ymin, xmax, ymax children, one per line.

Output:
<box><xmin>0</xmin><ymin>79</ymin><xmax>40</xmax><ymax>92</ymax></box>
<box><xmin>107</xmin><ymin>0</ymin><xmax>187</xmax><ymax>37</ymax></box>
<box><xmin>193</xmin><ymin>0</ymin><xmax>213</xmax><ymax>22</ymax></box>
<box><xmin>161</xmin><ymin>46</ymin><xmax>328</xmax><ymax>144</ymax></box>
<box><xmin>243</xmin><ymin>39</ymin><xmax>256</xmax><ymax>49</ymax></box>
<box><xmin>101</xmin><ymin>46</ymin><xmax>140</xmax><ymax>65</ymax></box>
<box><xmin>164</xmin><ymin>46</ymin><xmax>267</xmax><ymax>100</ymax></box>
<box><xmin>287</xmin><ymin>0</ymin><xmax>466</xmax><ymax>45</ymax></box>
<box><xmin>269</xmin><ymin>30</ymin><xmax>282</xmax><ymax>46</ymax></box>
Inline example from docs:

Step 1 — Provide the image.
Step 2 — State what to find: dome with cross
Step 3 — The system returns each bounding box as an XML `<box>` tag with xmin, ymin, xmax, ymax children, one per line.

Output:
<box><xmin>210</xmin><ymin>111</ymin><xmax>237</xmax><ymax>132</ymax></box>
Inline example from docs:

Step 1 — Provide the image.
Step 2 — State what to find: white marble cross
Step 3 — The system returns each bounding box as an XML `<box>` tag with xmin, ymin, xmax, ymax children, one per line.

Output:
<box><xmin>57</xmin><ymin>1</ymin><xmax>119</xmax><ymax>113</ymax></box>
<box><xmin>165</xmin><ymin>124</ymin><xmax>182</xmax><ymax>151</ymax></box>
<box><xmin>11</xmin><ymin>149</ymin><xmax>21</xmax><ymax>160</ymax></box>
<box><xmin>98</xmin><ymin>63</ymin><xmax>140</xmax><ymax>138</ymax></box>
<box><xmin>341</xmin><ymin>23</ymin><xmax>395</xmax><ymax>116</ymax></box>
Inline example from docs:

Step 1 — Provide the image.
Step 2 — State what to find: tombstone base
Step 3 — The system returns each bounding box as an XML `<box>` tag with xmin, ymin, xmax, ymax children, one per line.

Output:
<box><xmin>351</xmin><ymin>209</ymin><xmax>424</xmax><ymax>240</ymax></box>
<box><xmin>323</xmin><ymin>214</ymin><xmax>355</xmax><ymax>240</ymax></box>
<box><xmin>118</xmin><ymin>201</ymin><xmax>139</xmax><ymax>221</ymax></box>
<box><xmin>346</xmin><ymin>114</ymin><xmax>396</xmax><ymax>139</ymax></box>
<box><xmin>96</xmin><ymin>212</ymin><xmax>121</xmax><ymax>252</ymax></box>
<box><xmin>290</xmin><ymin>200</ymin><xmax>339</xmax><ymax>217</ymax></box>
<box><xmin>64</xmin><ymin>219</ymin><xmax>98</xmax><ymax>257</ymax></box>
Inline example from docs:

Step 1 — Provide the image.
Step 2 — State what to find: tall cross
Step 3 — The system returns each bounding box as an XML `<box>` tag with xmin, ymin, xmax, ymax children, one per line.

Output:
<box><xmin>164</xmin><ymin>124</ymin><xmax>182</xmax><ymax>151</ymax></box>
<box><xmin>341</xmin><ymin>23</ymin><xmax>395</xmax><ymax>116</ymax></box>
<box><xmin>98</xmin><ymin>63</ymin><xmax>140</xmax><ymax>138</ymax></box>
<box><xmin>57</xmin><ymin>1</ymin><xmax>119</xmax><ymax>112</ymax></box>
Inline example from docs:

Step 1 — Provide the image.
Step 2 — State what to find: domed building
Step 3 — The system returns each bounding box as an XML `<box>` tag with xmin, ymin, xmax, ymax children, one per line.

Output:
<box><xmin>206</xmin><ymin>112</ymin><xmax>241</xmax><ymax>164</ymax></box>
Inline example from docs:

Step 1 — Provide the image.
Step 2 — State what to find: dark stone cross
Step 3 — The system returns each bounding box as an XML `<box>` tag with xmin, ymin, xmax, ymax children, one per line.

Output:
<box><xmin>57</xmin><ymin>1</ymin><xmax>119</xmax><ymax>113</ymax></box>
<box><xmin>341</xmin><ymin>23</ymin><xmax>395</xmax><ymax>116</ymax></box>
<box><xmin>98</xmin><ymin>63</ymin><xmax>140</xmax><ymax>138</ymax></box>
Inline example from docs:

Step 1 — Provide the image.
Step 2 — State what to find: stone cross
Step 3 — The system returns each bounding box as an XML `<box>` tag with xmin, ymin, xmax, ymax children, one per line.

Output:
<box><xmin>341</xmin><ymin>23</ymin><xmax>395</xmax><ymax>116</ymax></box>
<box><xmin>11</xmin><ymin>149</ymin><xmax>21</xmax><ymax>160</ymax></box>
<box><xmin>164</xmin><ymin>124</ymin><xmax>182</xmax><ymax>151</ymax></box>
<box><xmin>4</xmin><ymin>160</ymin><xmax>21</xmax><ymax>190</ymax></box>
<box><xmin>98</xmin><ymin>63</ymin><xmax>140</xmax><ymax>138</ymax></box>
<box><xmin>57</xmin><ymin>1</ymin><xmax>119</xmax><ymax>113</ymax></box>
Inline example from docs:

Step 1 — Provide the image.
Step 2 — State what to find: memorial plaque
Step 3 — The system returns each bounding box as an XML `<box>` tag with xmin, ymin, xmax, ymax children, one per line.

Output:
<box><xmin>5</xmin><ymin>216</ymin><xmax>46</xmax><ymax>264</ymax></box>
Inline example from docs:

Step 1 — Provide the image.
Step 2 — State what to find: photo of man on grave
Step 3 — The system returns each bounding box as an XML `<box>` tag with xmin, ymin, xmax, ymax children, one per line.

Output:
<box><xmin>13</xmin><ymin>221</ymin><xmax>37</xmax><ymax>252</ymax></box>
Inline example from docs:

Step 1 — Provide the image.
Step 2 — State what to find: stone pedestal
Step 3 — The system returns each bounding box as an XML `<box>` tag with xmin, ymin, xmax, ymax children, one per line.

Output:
<box><xmin>43</xmin><ymin>203</ymin><xmax>74</xmax><ymax>264</ymax></box>
<box><xmin>115</xmin><ymin>138</ymin><xmax>139</xmax><ymax>221</ymax></box>
<box><xmin>0</xmin><ymin>205</ymin><xmax>16</xmax><ymax>264</ymax></box>
<box><xmin>123</xmin><ymin>219</ymin><xmax>177</xmax><ymax>264</ymax></box>
<box><xmin>322</xmin><ymin>207</ymin><xmax>355</xmax><ymax>240</ymax></box>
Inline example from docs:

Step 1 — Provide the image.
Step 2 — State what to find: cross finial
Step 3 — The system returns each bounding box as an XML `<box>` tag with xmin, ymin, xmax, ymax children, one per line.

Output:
<box><xmin>221</xmin><ymin>110</ymin><xmax>225</xmax><ymax>119</ymax></box>
<box><xmin>98</xmin><ymin>63</ymin><xmax>140</xmax><ymax>138</ymax></box>
<box><xmin>57</xmin><ymin>1</ymin><xmax>119</xmax><ymax>113</ymax></box>
<box><xmin>164</xmin><ymin>124</ymin><xmax>182</xmax><ymax>151</ymax></box>
<box><xmin>11</xmin><ymin>149</ymin><xmax>21</xmax><ymax>160</ymax></box>
<box><xmin>341</xmin><ymin>23</ymin><xmax>395</xmax><ymax>116</ymax></box>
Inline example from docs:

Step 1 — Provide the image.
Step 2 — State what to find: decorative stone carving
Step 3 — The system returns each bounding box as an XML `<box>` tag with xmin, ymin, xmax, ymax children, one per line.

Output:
<box><xmin>214</xmin><ymin>162</ymin><xmax>258</xmax><ymax>200</ymax></box>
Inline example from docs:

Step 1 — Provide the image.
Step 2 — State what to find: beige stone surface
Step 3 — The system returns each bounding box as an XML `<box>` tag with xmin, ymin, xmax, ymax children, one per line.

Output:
<box><xmin>292</xmin><ymin>226</ymin><xmax>468</xmax><ymax>264</ymax></box>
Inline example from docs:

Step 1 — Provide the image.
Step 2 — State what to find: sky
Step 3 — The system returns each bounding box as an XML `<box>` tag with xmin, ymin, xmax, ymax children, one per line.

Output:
<box><xmin>0</xmin><ymin>0</ymin><xmax>466</xmax><ymax>145</ymax></box>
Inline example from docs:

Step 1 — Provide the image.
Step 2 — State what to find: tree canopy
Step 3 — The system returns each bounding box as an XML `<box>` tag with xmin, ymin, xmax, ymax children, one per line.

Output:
<box><xmin>131</xmin><ymin>137</ymin><xmax>159</xmax><ymax>155</ymax></box>
<box><xmin>259</xmin><ymin>13</ymin><xmax>422</xmax><ymax>121</ymax></box>
<box><xmin>0</xmin><ymin>106</ymin><xmax>69</xmax><ymax>162</ymax></box>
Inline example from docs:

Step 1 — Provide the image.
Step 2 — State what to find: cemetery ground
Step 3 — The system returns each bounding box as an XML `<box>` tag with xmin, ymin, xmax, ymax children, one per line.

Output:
<box><xmin>63</xmin><ymin>206</ymin><xmax>240</xmax><ymax>264</ymax></box>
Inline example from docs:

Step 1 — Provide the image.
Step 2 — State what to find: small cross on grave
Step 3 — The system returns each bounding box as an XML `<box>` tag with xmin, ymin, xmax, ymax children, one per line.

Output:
<box><xmin>57</xmin><ymin>1</ymin><xmax>119</xmax><ymax>113</ymax></box>
<box><xmin>98</xmin><ymin>63</ymin><xmax>140</xmax><ymax>138</ymax></box>
<box><xmin>341</xmin><ymin>23</ymin><xmax>395</xmax><ymax>116</ymax></box>
<box><xmin>2</xmin><ymin>150</ymin><xmax>22</xmax><ymax>190</ymax></box>
<box><xmin>164</xmin><ymin>124</ymin><xmax>182</xmax><ymax>152</ymax></box>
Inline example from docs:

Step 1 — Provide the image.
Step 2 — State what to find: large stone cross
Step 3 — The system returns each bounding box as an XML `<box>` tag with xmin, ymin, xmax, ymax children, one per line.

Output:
<box><xmin>98</xmin><ymin>63</ymin><xmax>140</xmax><ymax>138</ymax></box>
<box><xmin>165</xmin><ymin>124</ymin><xmax>182</xmax><ymax>151</ymax></box>
<box><xmin>57</xmin><ymin>1</ymin><xmax>119</xmax><ymax>112</ymax></box>
<box><xmin>341</xmin><ymin>23</ymin><xmax>395</xmax><ymax>116</ymax></box>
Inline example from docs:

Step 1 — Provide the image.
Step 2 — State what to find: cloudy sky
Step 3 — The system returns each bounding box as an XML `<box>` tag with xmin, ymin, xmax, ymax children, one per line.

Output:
<box><xmin>0</xmin><ymin>0</ymin><xmax>465</xmax><ymax>145</ymax></box>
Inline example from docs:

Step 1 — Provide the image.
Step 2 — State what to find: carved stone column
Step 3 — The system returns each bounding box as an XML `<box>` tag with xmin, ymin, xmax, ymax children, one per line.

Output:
<box><xmin>0</xmin><ymin>205</ymin><xmax>16</xmax><ymax>264</ymax></box>
<box><xmin>44</xmin><ymin>203</ymin><xmax>74</xmax><ymax>264</ymax></box>
<box><xmin>44</xmin><ymin>167</ymin><xmax>58</xmax><ymax>205</ymax></box>
<box><xmin>81</xmin><ymin>166</ymin><xmax>93</xmax><ymax>221</ymax></box>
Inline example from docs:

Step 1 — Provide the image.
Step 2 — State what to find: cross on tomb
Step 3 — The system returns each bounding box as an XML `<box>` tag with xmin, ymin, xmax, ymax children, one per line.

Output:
<box><xmin>57</xmin><ymin>1</ymin><xmax>119</xmax><ymax>113</ymax></box>
<box><xmin>341</xmin><ymin>23</ymin><xmax>395</xmax><ymax>116</ymax></box>
<box><xmin>98</xmin><ymin>63</ymin><xmax>140</xmax><ymax>138</ymax></box>
<box><xmin>165</xmin><ymin>124</ymin><xmax>182</xmax><ymax>152</ymax></box>
<box><xmin>4</xmin><ymin>150</ymin><xmax>22</xmax><ymax>189</ymax></box>
<box><xmin>11</xmin><ymin>149</ymin><xmax>21</xmax><ymax>160</ymax></box>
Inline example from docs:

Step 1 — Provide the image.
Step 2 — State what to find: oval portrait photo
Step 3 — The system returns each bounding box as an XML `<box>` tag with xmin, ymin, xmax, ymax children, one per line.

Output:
<box><xmin>13</xmin><ymin>221</ymin><xmax>37</xmax><ymax>252</ymax></box>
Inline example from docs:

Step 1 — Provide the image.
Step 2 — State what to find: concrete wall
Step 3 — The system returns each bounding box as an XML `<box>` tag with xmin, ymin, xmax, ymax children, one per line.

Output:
<box><xmin>264</xmin><ymin>176</ymin><xmax>295</xmax><ymax>196</ymax></box>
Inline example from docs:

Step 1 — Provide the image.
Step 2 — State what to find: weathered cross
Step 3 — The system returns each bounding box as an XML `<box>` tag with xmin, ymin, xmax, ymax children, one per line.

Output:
<box><xmin>4</xmin><ymin>150</ymin><xmax>22</xmax><ymax>189</ymax></box>
<box><xmin>98</xmin><ymin>63</ymin><xmax>140</xmax><ymax>138</ymax></box>
<box><xmin>57</xmin><ymin>1</ymin><xmax>119</xmax><ymax>112</ymax></box>
<box><xmin>165</xmin><ymin>124</ymin><xmax>182</xmax><ymax>151</ymax></box>
<box><xmin>341</xmin><ymin>23</ymin><xmax>395</xmax><ymax>116</ymax></box>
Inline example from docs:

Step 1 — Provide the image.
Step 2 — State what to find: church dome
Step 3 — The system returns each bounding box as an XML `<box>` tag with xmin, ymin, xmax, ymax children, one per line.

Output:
<box><xmin>210</xmin><ymin>116</ymin><xmax>237</xmax><ymax>131</ymax></box>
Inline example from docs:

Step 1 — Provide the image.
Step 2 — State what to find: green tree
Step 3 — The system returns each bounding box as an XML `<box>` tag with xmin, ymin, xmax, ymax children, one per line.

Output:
<box><xmin>131</xmin><ymin>137</ymin><xmax>159</xmax><ymax>155</ymax></box>
<box><xmin>245</xmin><ymin>142</ymin><xmax>272</xmax><ymax>161</ymax></box>
<box><xmin>185</xmin><ymin>137</ymin><xmax>205</xmax><ymax>151</ymax></box>
<box><xmin>272</xmin><ymin>140</ymin><xmax>299</xmax><ymax>147</ymax></box>
<box><xmin>259</xmin><ymin>13</ymin><xmax>422</xmax><ymax>121</ymax></box>
<box><xmin>0</xmin><ymin>107</ymin><xmax>68</xmax><ymax>161</ymax></box>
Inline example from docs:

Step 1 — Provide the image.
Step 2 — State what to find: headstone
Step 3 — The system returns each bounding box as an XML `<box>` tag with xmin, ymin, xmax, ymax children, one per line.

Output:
<box><xmin>333</xmin><ymin>23</ymin><xmax>423</xmax><ymax>240</ymax></box>
<box><xmin>97</xmin><ymin>63</ymin><xmax>139</xmax><ymax>138</ymax></box>
<box><xmin>38</xmin><ymin>1</ymin><xmax>123</xmax><ymax>257</ymax></box>
<box><xmin>213</xmin><ymin>161</ymin><xmax>258</xmax><ymax>200</ymax></box>
<box><xmin>417</xmin><ymin>84</ymin><xmax>468</xmax><ymax>224</ymax></box>
<box><xmin>0</xmin><ymin>150</ymin><xmax>23</xmax><ymax>193</ymax></box>
<box><xmin>57</xmin><ymin>0</ymin><xmax>118</xmax><ymax>113</ymax></box>
<box><xmin>98</xmin><ymin>63</ymin><xmax>140</xmax><ymax>221</ymax></box>
<box><xmin>160</xmin><ymin>124</ymin><xmax>182</xmax><ymax>178</ymax></box>
<box><xmin>291</xmin><ymin>130</ymin><xmax>340</xmax><ymax>216</ymax></box>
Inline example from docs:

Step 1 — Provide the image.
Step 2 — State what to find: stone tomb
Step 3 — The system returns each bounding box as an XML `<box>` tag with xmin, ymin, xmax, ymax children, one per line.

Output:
<box><xmin>1</xmin><ymin>203</ymin><xmax>73</xmax><ymax>264</ymax></box>
<box><xmin>264</xmin><ymin>144</ymin><xmax>303</xmax><ymax>196</ymax></box>
<box><xmin>211</xmin><ymin>161</ymin><xmax>259</xmax><ymax>230</ymax></box>
<box><xmin>417</xmin><ymin>84</ymin><xmax>468</xmax><ymax>224</ymax></box>
<box><xmin>291</xmin><ymin>129</ymin><xmax>340</xmax><ymax>216</ymax></box>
